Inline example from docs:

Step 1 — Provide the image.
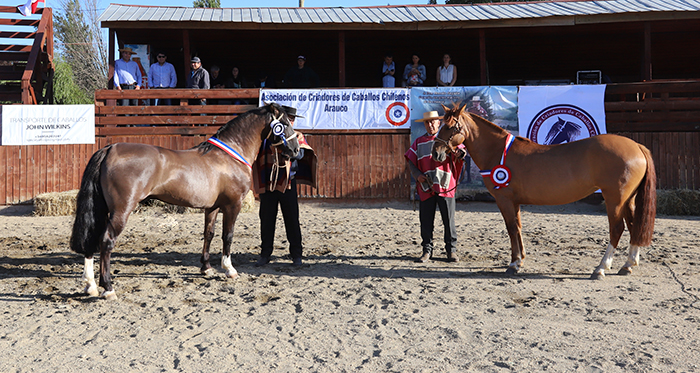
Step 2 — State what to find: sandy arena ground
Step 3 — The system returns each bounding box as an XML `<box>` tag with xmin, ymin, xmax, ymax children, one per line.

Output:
<box><xmin>0</xmin><ymin>200</ymin><xmax>699</xmax><ymax>372</ymax></box>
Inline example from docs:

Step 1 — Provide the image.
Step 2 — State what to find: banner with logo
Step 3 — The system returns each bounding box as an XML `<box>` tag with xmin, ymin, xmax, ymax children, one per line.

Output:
<box><xmin>259</xmin><ymin>88</ymin><xmax>411</xmax><ymax>130</ymax></box>
<box><xmin>1</xmin><ymin>105</ymin><xmax>95</xmax><ymax>145</ymax></box>
<box><xmin>410</xmin><ymin>86</ymin><xmax>519</xmax><ymax>188</ymax></box>
<box><xmin>518</xmin><ymin>85</ymin><xmax>607</xmax><ymax>144</ymax></box>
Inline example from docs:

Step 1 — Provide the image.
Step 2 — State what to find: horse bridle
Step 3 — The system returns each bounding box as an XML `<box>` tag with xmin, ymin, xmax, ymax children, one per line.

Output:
<box><xmin>434</xmin><ymin>117</ymin><xmax>465</xmax><ymax>153</ymax></box>
<box><xmin>267</xmin><ymin>113</ymin><xmax>298</xmax><ymax>147</ymax></box>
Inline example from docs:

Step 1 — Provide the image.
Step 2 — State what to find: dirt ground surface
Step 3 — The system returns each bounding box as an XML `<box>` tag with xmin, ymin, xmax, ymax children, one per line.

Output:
<box><xmin>0</xmin><ymin>200</ymin><xmax>698</xmax><ymax>372</ymax></box>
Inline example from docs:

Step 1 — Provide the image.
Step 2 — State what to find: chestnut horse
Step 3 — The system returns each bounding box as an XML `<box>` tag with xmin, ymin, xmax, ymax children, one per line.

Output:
<box><xmin>432</xmin><ymin>104</ymin><xmax>656</xmax><ymax>279</ymax></box>
<box><xmin>70</xmin><ymin>103</ymin><xmax>300</xmax><ymax>299</ymax></box>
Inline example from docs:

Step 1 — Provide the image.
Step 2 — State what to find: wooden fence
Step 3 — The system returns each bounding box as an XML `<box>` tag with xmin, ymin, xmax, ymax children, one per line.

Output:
<box><xmin>0</xmin><ymin>82</ymin><xmax>698</xmax><ymax>204</ymax></box>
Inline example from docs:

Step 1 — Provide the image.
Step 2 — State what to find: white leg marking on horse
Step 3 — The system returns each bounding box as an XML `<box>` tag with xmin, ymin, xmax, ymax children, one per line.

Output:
<box><xmin>82</xmin><ymin>257</ymin><xmax>99</xmax><ymax>296</ymax></box>
<box><xmin>593</xmin><ymin>243</ymin><xmax>616</xmax><ymax>278</ymax></box>
<box><xmin>622</xmin><ymin>245</ymin><xmax>640</xmax><ymax>269</ymax></box>
<box><xmin>222</xmin><ymin>255</ymin><xmax>238</xmax><ymax>279</ymax></box>
<box><xmin>509</xmin><ymin>259</ymin><xmax>521</xmax><ymax>271</ymax></box>
<box><xmin>101</xmin><ymin>290</ymin><xmax>117</xmax><ymax>301</ymax></box>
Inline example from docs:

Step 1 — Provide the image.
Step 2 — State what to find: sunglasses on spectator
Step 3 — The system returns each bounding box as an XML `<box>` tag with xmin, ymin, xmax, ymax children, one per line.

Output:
<box><xmin>157</xmin><ymin>55</ymin><xmax>166</xmax><ymax>58</ymax></box>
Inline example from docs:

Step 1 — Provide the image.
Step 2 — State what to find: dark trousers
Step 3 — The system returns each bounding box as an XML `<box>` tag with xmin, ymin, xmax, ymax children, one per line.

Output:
<box><xmin>419</xmin><ymin>194</ymin><xmax>457</xmax><ymax>254</ymax></box>
<box><xmin>119</xmin><ymin>84</ymin><xmax>137</xmax><ymax>106</ymax></box>
<box><xmin>259</xmin><ymin>179</ymin><xmax>302</xmax><ymax>259</ymax></box>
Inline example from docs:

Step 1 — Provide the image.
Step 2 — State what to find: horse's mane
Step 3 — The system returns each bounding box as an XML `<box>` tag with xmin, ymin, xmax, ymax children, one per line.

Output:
<box><xmin>193</xmin><ymin>104</ymin><xmax>274</xmax><ymax>153</ymax></box>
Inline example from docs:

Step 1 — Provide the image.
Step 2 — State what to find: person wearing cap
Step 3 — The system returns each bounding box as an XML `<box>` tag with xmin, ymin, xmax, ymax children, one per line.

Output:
<box><xmin>186</xmin><ymin>56</ymin><xmax>210</xmax><ymax>105</ymax></box>
<box><xmin>405</xmin><ymin>110</ymin><xmax>465</xmax><ymax>263</ymax></box>
<box><xmin>148</xmin><ymin>51</ymin><xmax>177</xmax><ymax>106</ymax></box>
<box><xmin>283</xmin><ymin>55</ymin><xmax>319</xmax><ymax>88</ymax></box>
<box><xmin>113</xmin><ymin>47</ymin><xmax>142</xmax><ymax>107</ymax></box>
<box><xmin>253</xmin><ymin>105</ymin><xmax>317</xmax><ymax>267</ymax></box>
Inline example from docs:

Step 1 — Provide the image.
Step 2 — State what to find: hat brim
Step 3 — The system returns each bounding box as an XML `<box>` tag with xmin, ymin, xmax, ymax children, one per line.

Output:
<box><xmin>415</xmin><ymin>116</ymin><xmax>442</xmax><ymax>122</ymax></box>
<box><xmin>289</xmin><ymin>114</ymin><xmax>305</xmax><ymax>119</ymax></box>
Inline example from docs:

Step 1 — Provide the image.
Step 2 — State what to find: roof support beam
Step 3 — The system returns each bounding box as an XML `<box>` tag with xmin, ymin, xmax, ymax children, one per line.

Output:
<box><xmin>338</xmin><ymin>31</ymin><xmax>345</xmax><ymax>87</ymax></box>
<box><xmin>479</xmin><ymin>29</ymin><xmax>487</xmax><ymax>85</ymax></box>
<box><xmin>643</xmin><ymin>22</ymin><xmax>652</xmax><ymax>81</ymax></box>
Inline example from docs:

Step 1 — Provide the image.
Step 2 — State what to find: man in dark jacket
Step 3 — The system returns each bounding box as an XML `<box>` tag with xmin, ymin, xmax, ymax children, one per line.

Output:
<box><xmin>283</xmin><ymin>55</ymin><xmax>319</xmax><ymax>88</ymax></box>
<box><xmin>186</xmin><ymin>57</ymin><xmax>210</xmax><ymax>105</ymax></box>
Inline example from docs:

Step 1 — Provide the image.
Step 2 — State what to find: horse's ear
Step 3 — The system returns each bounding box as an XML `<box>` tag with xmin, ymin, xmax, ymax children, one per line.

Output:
<box><xmin>440</xmin><ymin>104</ymin><xmax>449</xmax><ymax>113</ymax></box>
<box><xmin>458</xmin><ymin>103</ymin><xmax>467</xmax><ymax>114</ymax></box>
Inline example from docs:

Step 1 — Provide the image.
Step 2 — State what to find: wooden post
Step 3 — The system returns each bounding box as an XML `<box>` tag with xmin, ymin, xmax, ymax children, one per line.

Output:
<box><xmin>643</xmin><ymin>22</ymin><xmax>652</xmax><ymax>81</ymax></box>
<box><xmin>479</xmin><ymin>29</ymin><xmax>487</xmax><ymax>85</ymax></box>
<box><xmin>338</xmin><ymin>31</ymin><xmax>346</xmax><ymax>87</ymax></box>
<box><xmin>108</xmin><ymin>29</ymin><xmax>115</xmax><ymax>89</ymax></box>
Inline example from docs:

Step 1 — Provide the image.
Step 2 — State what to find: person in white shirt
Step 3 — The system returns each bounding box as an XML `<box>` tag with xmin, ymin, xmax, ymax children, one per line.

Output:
<box><xmin>113</xmin><ymin>47</ymin><xmax>141</xmax><ymax>107</ymax></box>
<box><xmin>436</xmin><ymin>53</ymin><xmax>458</xmax><ymax>87</ymax></box>
<box><xmin>148</xmin><ymin>52</ymin><xmax>177</xmax><ymax>105</ymax></box>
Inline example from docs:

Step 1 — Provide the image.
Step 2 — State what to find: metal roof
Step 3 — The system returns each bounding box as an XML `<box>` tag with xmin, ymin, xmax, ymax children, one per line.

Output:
<box><xmin>98</xmin><ymin>0</ymin><xmax>700</xmax><ymax>28</ymax></box>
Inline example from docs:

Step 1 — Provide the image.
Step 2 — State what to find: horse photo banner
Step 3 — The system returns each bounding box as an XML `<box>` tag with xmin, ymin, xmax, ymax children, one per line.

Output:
<box><xmin>259</xmin><ymin>88</ymin><xmax>411</xmax><ymax>130</ymax></box>
<box><xmin>518</xmin><ymin>85</ymin><xmax>607</xmax><ymax>144</ymax></box>
<box><xmin>1</xmin><ymin>105</ymin><xmax>95</xmax><ymax>145</ymax></box>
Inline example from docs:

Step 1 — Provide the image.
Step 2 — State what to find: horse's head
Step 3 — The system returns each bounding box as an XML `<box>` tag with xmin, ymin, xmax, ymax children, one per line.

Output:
<box><xmin>266</xmin><ymin>103</ymin><xmax>301</xmax><ymax>159</ymax></box>
<box><xmin>432</xmin><ymin>103</ymin><xmax>469</xmax><ymax>163</ymax></box>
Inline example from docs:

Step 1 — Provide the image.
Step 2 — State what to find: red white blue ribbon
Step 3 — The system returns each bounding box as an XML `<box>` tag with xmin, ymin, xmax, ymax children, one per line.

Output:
<box><xmin>480</xmin><ymin>133</ymin><xmax>515</xmax><ymax>189</ymax></box>
<box><xmin>207</xmin><ymin>137</ymin><xmax>251</xmax><ymax>169</ymax></box>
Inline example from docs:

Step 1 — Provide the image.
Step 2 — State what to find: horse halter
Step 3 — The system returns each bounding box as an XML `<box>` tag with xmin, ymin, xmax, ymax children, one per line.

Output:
<box><xmin>434</xmin><ymin>118</ymin><xmax>464</xmax><ymax>152</ymax></box>
<box><xmin>268</xmin><ymin>114</ymin><xmax>298</xmax><ymax>147</ymax></box>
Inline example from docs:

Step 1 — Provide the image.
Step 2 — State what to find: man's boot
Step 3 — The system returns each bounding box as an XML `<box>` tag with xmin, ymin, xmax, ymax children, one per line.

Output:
<box><xmin>446</xmin><ymin>250</ymin><xmax>459</xmax><ymax>263</ymax></box>
<box><xmin>415</xmin><ymin>247</ymin><xmax>432</xmax><ymax>263</ymax></box>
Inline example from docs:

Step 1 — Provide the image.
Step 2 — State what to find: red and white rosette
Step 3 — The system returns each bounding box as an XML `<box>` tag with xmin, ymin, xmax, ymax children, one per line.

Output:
<box><xmin>489</xmin><ymin>165</ymin><xmax>511</xmax><ymax>188</ymax></box>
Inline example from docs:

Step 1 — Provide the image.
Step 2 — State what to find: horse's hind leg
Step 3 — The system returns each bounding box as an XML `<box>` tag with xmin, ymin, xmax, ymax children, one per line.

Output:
<box><xmin>82</xmin><ymin>257</ymin><xmax>99</xmax><ymax>297</ymax></box>
<box><xmin>98</xmin><ymin>209</ymin><xmax>132</xmax><ymax>300</ymax></box>
<box><xmin>591</xmin><ymin>199</ymin><xmax>626</xmax><ymax>280</ymax></box>
<box><xmin>200</xmin><ymin>207</ymin><xmax>219</xmax><ymax>276</ymax></box>
<box><xmin>619</xmin><ymin>196</ymin><xmax>639</xmax><ymax>276</ymax></box>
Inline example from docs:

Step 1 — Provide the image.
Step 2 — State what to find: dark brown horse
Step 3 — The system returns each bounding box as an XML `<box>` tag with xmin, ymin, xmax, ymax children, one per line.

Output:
<box><xmin>70</xmin><ymin>103</ymin><xmax>300</xmax><ymax>299</ymax></box>
<box><xmin>432</xmin><ymin>104</ymin><xmax>656</xmax><ymax>279</ymax></box>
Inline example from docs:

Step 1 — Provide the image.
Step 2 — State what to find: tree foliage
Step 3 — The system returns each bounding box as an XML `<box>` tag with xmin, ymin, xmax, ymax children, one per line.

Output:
<box><xmin>53</xmin><ymin>55</ymin><xmax>92</xmax><ymax>104</ymax></box>
<box><xmin>54</xmin><ymin>0</ymin><xmax>107</xmax><ymax>102</ymax></box>
<box><xmin>193</xmin><ymin>0</ymin><xmax>221</xmax><ymax>7</ymax></box>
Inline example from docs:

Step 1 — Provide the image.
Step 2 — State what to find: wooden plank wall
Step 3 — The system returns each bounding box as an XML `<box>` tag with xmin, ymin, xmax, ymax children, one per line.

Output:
<box><xmin>0</xmin><ymin>132</ymin><xmax>410</xmax><ymax>204</ymax></box>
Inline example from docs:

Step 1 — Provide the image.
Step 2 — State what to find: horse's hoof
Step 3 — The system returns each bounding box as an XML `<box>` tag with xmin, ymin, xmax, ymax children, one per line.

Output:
<box><xmin>617</xmin><ymin>267</ymin><xmax>632</xmax><ymax>276</ymax></box>
<box><xmin>505</xmin><ymin>266</ymin><xmax>519</xmax><ymax>275</ymax></box>
<box><xmin>590</xmin><ymin>271</ymin><xmax>605</xmax><ymax>280</ymax></box>
<box><xmin>202</xmin><ymin>268</ymin><xmax>216</xmax><ymax>277</ymax></box>
<box><xmin>84</xmin><ymin>285</ymin><xmax>99</xmax><ymax>297</ymax></box>
<box><xmin>101</xmin><ymin>290</ymin><xmax>117</xmax><ymax>301</ymax></box>
<box><xmin>226</xmin><ymin>272</ymin><xmax>239</xmax><ymax>280</ymax></box>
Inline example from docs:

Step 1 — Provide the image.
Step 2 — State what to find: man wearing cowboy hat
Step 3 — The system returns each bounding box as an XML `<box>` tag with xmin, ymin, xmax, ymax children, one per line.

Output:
<box><xmin>405</xmin><ymin>110</ymin><xmax>465</xmax><ymax>263</ymax></box>
<box><xmin>253</xmin><ymin>105</ymin><xmax>317</xmax><ymax>267</ymax></box>
<box><xmin>113</xmin><ymin>47</ymin><xmax>142</xmax><ymax>107</ymax></box>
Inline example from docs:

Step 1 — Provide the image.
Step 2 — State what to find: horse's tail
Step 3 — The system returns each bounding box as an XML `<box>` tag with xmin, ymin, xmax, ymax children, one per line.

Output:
<box><xmin>630</xmin><ymin>144</ymin><xmax>656</xmax><ymax>246</ymax></box>
<box><xmin>70</xmin><ymin>145</ymin><xmax>113</xmax><ymax>257</ymax></box>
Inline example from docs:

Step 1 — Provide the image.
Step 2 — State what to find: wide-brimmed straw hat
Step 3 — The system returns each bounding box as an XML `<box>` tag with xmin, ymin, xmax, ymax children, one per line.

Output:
<box><xmin>118</xmin><ymin>47</ymin><xmax>134</xmax><ymax>54</ymax></box>
<box><xmin>415</xmin><ymin>111</ymin><xmax>443</xmax><ymax>122</ymax></box>
<box><xmin>282</xmin><ymin>105</ymin><xmax>305</xmax><ymax>118</ymax></box>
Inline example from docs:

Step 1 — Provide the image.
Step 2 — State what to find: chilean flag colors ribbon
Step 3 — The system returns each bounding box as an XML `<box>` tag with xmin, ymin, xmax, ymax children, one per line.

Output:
<box><xmin>480</xmin><ymin>132</ymin><xmax>515</xmax><ymax>189</ymax></box>
<box><xmin>207</xmin><ymin>137</ymin><xmax>251</xmax><ymax>169</ymax></box>
<box><xmin>18</xmin><ymin>0</ymin><xmax>44</xmax><ymax>16</ymax></box>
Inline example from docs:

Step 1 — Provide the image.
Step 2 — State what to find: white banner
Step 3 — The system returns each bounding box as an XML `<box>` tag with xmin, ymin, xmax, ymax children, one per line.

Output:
<box><xmin>518</xmin><ymin>85</ymin><xmax>607</xmax><ymax>144</ymax></box>
<box><xmin>259</xmin><ymin>88</ymin><xmax>411</xmax><ymax>130</ymax></box>
<box><xmin>1</xmin><ymin>105</ymin><xmax>95</xmax><ymax>145</ymax></box>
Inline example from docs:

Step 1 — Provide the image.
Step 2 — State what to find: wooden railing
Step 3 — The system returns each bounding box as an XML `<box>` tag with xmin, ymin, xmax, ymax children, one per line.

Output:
<box><xmin>94</xmin><ymin>88</ymin><xmax>260</xmax><ymax>135</ymax></box>
<box><xmin>0</xmin><ymin>6</ymin><xmax>53</xmax><ymax>104</ymax></box>
<box><xmin>605</xmin><ymin>80</ymin><xmax>700</xmax><ymax>132</ymax></box>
